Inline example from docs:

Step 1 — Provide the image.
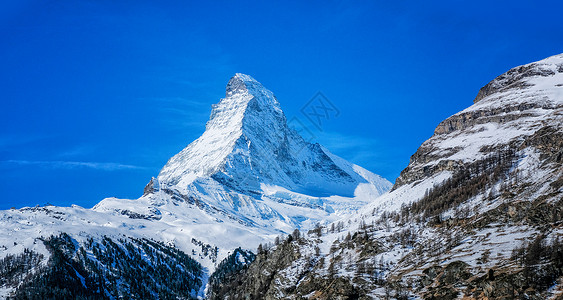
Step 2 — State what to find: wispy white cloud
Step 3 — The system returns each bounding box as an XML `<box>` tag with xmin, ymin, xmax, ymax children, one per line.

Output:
<box><xmin>2</xmin><ymin>160</ymin><xmax>146</xmax><ymax>171</ymax></box>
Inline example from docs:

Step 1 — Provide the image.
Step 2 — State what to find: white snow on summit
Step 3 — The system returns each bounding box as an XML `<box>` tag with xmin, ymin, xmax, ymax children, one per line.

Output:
<box><xmin>157</xmin><ymin>73</ymin><xmax>389</xmax><ymax>198</ymax></box>
<box><xmin>91</xmin><ymin>73</ymin><xmax>391</xmax><ymax>266</ymax></box>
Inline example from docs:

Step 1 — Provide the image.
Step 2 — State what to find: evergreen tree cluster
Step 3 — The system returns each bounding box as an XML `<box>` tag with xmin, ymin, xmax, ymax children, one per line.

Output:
<box><xmin>403</xmin><ymin>149</ymin><xmax>517</xmax><ymax>221</ymax></box>
<box><xmin>9</xmin><ymin>233</ymin><xmax>203</xmax><ymax>299</ymax></box>
<box><xmin>0</xmin><ymin>248</ymin><xmax>44</xmax><ymax>288</ymax></box>
<box><xmin>12</xmin><ymin>233</ymin><xmax>106</xmax><ymax>299</ymax></box>
<box><xmin>511</xmin><ymin>235</ymin><xmax>563</xmax><ymax>292</ymax></box>
<box><xmin>190</xmin><ymin>238</ymin><xmax>219</xmax><ymax>262</ymax></box>
<box><xmin>207</xmin><ymin>247</ymin><xmax>255</xmax><ymax>298</ymax></box>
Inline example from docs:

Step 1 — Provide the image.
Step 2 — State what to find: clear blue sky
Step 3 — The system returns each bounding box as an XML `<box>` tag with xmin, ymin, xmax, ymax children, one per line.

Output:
<box><xmin>1</xmin><ymin>0</ymin><xmax>562</xmax><ymax>209</ymax></box>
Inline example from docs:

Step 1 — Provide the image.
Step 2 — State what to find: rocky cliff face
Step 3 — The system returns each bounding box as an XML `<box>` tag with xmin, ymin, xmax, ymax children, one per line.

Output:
<box><xmin>210</xmin><ymin>54</ymin><xmax>563</xmax><ymax>299</ymax></box>
<box><xmin>395</xmin><ymin>54</ymin><xmax>563</xmax><ymax>189</ymax></box>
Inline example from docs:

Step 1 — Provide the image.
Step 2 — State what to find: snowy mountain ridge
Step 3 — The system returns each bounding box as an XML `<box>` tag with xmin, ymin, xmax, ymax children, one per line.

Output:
<box><xmin>92</xmin><ymin>73</ymin><xmax>392</xmax><ymax>243</ymax></box>
<box><xmin>157</xmin><ymin>73</ymin><xmax>388</xmax><ymax>198</ymax></box>
<box><xmin>0</xmin><ymin>73</ymin><xmax>392</xmax><ymax>297</ymax></box>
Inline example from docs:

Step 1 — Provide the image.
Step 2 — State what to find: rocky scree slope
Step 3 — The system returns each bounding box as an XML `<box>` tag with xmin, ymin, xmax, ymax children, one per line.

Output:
<box><xmin>210</xmin><ymin>54</ymin><xmax>563</xmax><ymax>299</ymax></box>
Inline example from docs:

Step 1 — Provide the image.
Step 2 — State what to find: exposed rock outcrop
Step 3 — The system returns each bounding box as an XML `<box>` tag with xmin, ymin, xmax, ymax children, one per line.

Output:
<box><xmin>394</xmin><ymin>54</ymin><xmax>563</xmax><ymax>189</ymax></box>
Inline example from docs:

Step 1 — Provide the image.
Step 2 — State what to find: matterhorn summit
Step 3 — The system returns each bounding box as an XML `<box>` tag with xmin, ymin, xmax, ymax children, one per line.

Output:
<box><xmin>94</xmin><ymin>73</ymin><xmax>391</xmax><ymax>252</ymax></box>
<box><xmin>157</xmin><ymin>73</ymin><xmax>288</xmax><ymax>191</ymax></box>
<box><xmin>158</xmin><ymin>73</ymin><xmax>389</xmax><ymax>197</ymax></box>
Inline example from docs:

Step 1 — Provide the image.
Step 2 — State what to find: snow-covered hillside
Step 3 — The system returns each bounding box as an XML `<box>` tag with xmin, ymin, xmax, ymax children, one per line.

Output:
<box><xmin>208</xmin><ymin>54</ymin><xmax>563</xmax><ymax>299</ymax></box>
<box><xmin>344</xmin><ymin>53</ymin><xmax>563</xmax><ymax>296</ymax></box>
<box><xmin>372</xmin><ymin>53</ymin><xmax>563</xmax><ymax>213</ymax></box>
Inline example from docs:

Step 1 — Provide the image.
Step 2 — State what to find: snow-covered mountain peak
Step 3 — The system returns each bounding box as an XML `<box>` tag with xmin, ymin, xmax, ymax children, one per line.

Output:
<box><xmin>92</xmin><ymin>73</ymin><xmax>391</xmax><ymax>269</ymax></box>
<box><xmin>206</xmin><ymin>73</ymin><xmax>281</xmax><ymax>131</ymax></box>
<box><xmin>158</xmin><ymin>73</ymin><xmax>390</xmax><ymax>198</ymax></box>
<box><xmin>225</xmin><ymin>73</ymin><xmax>269</xmax><ymax>96</ymax></box>
<box><xmin>158</xmin><ymin>73</ymin><xmax>284</xmax><ymax>187</ymax></box>
<box><xmin>474</xmin><ymin>53</ymin><xmax>563</xmax><ymax>104</ymax></box>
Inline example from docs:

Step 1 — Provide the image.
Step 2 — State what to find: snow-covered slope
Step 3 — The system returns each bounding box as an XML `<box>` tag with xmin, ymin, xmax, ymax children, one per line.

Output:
<box><xmin>394</xmin><ymin>53</ymin><xmax>563</xmax><ymax>190</ymax></box>
<box><xmin>208</xmin><ymin>54</ymin><xmax>563</xmax><ymax>299</ymax></box>
<box><xmin>351</xmin><ymin>53</ymin><xmax>563</xmax><ymax>276</ymax></box>
<box><xmin>359</xmin><ymin>54</ymin><xmax>563</xmax><ymax>216</ymax></box>
<box><xmin>349</xmin><ymin>53</ymin><xmax>563</xmax><ymax>297</ymax></box>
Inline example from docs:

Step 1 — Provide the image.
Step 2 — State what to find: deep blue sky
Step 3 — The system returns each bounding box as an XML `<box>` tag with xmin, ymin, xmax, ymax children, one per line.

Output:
<box><xmin>1</xmin><ymin>0</ymin><xmax>562</xmax><ymax>209</ymax></box>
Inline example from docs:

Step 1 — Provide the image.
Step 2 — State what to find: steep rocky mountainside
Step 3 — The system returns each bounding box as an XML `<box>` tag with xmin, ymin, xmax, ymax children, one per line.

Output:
<box><xmin>210</xmin><ymin>54</ymin><xmax>563</xmax><ymax>299</ymax></box>
<box><xmin>395</xmin><ymin>54</ymin><xmax>563</xmax><ymax>188</ymax></box>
